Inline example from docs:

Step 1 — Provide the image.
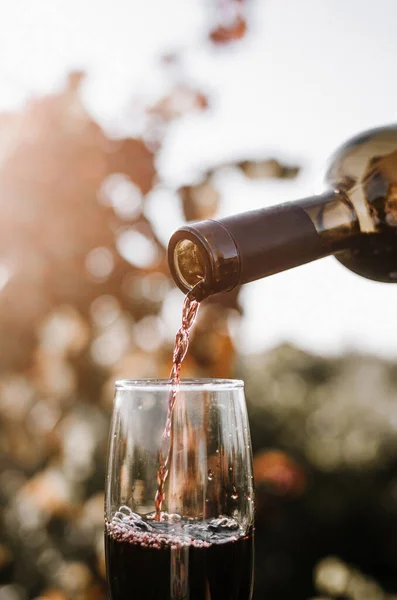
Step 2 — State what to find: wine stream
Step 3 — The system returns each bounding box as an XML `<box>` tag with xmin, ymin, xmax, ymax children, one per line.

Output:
<box><xmin>154</xmin><ymin>285</ymin><xmax>202</xmax><ymax>520</ymax></box>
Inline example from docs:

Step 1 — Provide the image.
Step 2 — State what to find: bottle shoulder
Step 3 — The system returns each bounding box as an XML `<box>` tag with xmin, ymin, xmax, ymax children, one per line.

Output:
<box><xmin>325</xmin><ymin>124</ymin><xmax>397</xmax><ymax>233</ymax></box>
<box><xmin>326</xmin><ymin>124</ymin><xmax>397</xmax><ymax>189</ymax></box>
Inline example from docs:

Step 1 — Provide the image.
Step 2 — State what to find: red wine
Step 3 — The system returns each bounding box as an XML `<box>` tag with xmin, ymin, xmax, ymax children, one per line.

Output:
<box><xmin>155</xmin><ymin>287</ymin><xmax>201</xmax><ymax>519</ymax></box>
<box><xmin>105</xmin><ymin>507</ymin><xmax>253</xmax><ymax>600</ymax></box>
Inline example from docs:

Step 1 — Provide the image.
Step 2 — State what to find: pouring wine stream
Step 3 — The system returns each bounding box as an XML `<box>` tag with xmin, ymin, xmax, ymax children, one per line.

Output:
<box><xmin>154</xmin><ymin>282</ymin><xmax>203</xmax><ymax>520</ymax></box>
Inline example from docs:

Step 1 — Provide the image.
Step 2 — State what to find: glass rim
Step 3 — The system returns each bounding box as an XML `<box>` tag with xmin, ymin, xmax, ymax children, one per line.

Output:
<box><xmin>115</xmin><ymin>378</ymin><xmax>244</xmax><ymax>392</ymax></box>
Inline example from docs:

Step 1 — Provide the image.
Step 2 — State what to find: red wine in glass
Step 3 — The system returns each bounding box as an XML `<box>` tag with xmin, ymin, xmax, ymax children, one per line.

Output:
<box><xmin>106</xmin><ymin>509</ymin><xmax>253</xmax><ymax>600</ymax></box>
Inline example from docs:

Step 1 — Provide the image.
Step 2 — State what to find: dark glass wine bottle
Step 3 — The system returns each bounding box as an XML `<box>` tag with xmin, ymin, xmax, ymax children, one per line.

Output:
<box><xmin>168</xmin><ymin>125</ymin><xmax>397</xmax><ymax>299</ymax></box>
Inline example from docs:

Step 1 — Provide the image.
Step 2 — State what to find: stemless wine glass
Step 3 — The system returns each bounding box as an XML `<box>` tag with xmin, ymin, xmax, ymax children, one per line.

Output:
<box><xmin>105</xmin><ymin>379</ymin><xmax>254</xmax><ymax>600</ymax></box>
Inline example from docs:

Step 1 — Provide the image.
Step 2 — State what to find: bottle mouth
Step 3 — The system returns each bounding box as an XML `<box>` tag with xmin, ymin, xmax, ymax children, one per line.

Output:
<box><xmin>173</xmin><ymin>239</ymin><xmax>206</xmax><ymax>291</ymax></box>
<box><xmin>168</xmin><ymin>220</ymin><xmax>241</xmax><ymax>299</ymax></box>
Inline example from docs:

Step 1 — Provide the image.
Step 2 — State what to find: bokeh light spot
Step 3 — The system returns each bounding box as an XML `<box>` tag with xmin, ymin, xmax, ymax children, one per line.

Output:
<box><xmin>85</xmin><ymin>247</ymin><xmax>114</xmax><ymax>280</ymax></box>
<box><xmin>99</xmin><ymin>173</ymin><xmax>142</xmax><ymax>220</ymax></box>
<box><xmin>116</xmin><ymin>230</ymin><xmax>159</xmax><ymax>269</ymax></box>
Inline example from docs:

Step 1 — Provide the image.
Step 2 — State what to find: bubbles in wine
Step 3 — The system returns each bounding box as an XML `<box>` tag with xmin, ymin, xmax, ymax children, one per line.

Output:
<box><xmin>107</xmin><ymin>507</ymin><xmax>246</xmax><ymax>549</ymax></box>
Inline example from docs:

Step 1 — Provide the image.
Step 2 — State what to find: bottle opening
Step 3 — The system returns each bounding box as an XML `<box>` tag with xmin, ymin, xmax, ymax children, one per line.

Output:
<box><xmin>174</xmin><ymin>239</ymin><xmax>206</xmax><ymax>290</ymax></box>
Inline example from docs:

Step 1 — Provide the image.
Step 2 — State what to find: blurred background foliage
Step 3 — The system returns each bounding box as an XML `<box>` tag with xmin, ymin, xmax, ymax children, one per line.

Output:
<box><xmin>0</xmin><ymin>1</ymin><xmax>397</xmax><ymax>600</ymax></box>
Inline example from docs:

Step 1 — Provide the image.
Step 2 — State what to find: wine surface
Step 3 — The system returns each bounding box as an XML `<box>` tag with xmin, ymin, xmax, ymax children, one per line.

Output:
<box><xmin>105</xmin><ymin>507</ymin><xmax>253</xmax><ymax>600</ymax></box>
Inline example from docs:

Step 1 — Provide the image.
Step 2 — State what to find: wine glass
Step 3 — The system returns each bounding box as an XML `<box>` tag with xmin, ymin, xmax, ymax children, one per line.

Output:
<box><xmin>105</xmin><ymin>379</ymin><xmax>254</xmax><ymax>600</ymax></box>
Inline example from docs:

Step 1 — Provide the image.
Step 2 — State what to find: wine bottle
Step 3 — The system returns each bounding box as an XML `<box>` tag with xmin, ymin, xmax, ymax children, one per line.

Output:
<box><xmin>168</xmin><ymin>124</ymin><xmax>397</xmax><ymax>299</ymax></box>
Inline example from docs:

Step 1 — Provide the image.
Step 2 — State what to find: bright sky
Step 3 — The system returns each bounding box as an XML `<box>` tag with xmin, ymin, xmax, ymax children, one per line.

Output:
<box><xmin>1</xmin><ymin>0</ymin><xmax>397</xmax><ymax>357</ymax></box>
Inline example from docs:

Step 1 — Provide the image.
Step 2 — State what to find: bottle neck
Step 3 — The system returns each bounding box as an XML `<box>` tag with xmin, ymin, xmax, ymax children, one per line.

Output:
<box><xmin>299</xmin><ymin>190</ymin><xmax>360</xmax><ymax>252</ymax></box>
<box><xmin>168</xmin><ymin>191</ymin><xmax>361</xmax><ymax>299</ymax></box>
